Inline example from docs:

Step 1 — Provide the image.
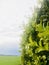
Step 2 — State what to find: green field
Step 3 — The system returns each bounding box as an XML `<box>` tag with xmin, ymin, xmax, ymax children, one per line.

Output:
<box><xmin>0</xmin><ymin>56</ymin><xmax>21</xmax><ymax>65</ymax></box>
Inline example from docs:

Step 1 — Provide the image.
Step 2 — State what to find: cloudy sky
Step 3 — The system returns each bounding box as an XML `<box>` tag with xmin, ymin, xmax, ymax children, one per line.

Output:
<box><xmin>0</xmin><ymin>0</ymin><xmax>38</xmax><ymax>55</ymax></box>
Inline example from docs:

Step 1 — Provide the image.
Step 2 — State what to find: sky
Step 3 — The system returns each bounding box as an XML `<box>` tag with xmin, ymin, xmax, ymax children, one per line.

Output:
<box><xmin>0</xmin><ymin>0</ymin><xmax>38</xmax><ymax>55</ymax></box>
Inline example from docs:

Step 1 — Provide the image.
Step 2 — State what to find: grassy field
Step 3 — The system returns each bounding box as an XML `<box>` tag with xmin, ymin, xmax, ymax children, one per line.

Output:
<box><xmin>0</xmin><ymin>56</ymin><xmax>21</xmax><ymax>65</ymax></box>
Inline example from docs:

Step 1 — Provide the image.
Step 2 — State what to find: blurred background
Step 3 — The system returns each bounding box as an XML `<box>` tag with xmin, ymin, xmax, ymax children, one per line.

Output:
<box><xmin>0</xmin><ymin>0</ymin><xmax>38</xmax><ymax>55</ymax></box>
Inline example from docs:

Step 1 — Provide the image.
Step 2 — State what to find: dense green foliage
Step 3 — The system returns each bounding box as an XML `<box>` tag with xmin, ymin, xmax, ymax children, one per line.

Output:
<box><xmin>0</xmin><ymin>56</ymin><xmax>21</xmax><ymax>65</ymax></box>
<box><xmin>21</xmin><ymin>0</ymin><xmax>49</xmax><ymax>65</ymax></box>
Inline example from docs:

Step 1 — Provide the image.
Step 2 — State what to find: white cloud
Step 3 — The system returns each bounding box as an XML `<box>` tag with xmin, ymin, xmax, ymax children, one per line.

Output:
<box><xmin>0</xmin><ymin>0</ymin><xmax>38</xmax><ymax>54</ymax></box>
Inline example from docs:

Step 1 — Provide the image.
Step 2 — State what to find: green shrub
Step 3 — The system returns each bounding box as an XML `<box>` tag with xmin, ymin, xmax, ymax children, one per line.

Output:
<box><xmin>21</xmin><ymin>0</ymin><xmax>49</xmax><ymax>65</ymax></box>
